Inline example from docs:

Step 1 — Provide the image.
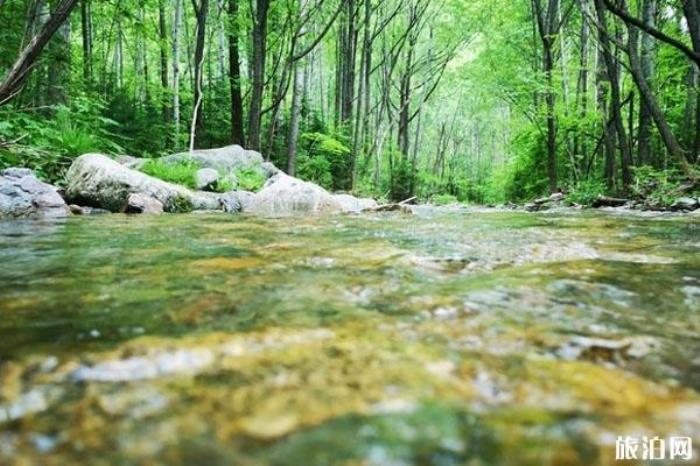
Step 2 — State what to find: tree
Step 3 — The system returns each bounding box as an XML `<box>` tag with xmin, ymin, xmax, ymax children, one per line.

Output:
<box><xmin>0</xmin><ymin>0</ymin><xmax>79</xmax><ymax>106</ymax></box>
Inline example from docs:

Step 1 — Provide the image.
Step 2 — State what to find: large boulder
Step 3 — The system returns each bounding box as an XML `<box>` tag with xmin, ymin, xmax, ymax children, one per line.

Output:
<box><xmin>333</xmin><ymin>194</ymin><xmax>378</xmax><ymax>213</ymax></box>
<box><xmin>0</xmin><ymin>168</ymin><xmax>70</xmax><ymax>219</ymax></box>
<box><xmin>65</xmin><ymin>154</ymin><xmax>219</xmax><ymax>213</ymax></box>
<box><xmin>159</xmin><ymin>145</ymin><xmax>264</xmax><ymax>173</ymax></box>
<box><xmin>195</xmin><ymin>168</ymin><xmax>219</xmax><ymax>191</ymax></box>
<box><xmin>243</xmin><ymin>173</ymin><xmax>374</xmax><ymax>216</ymax></box>
<box><xmin>125</xmin><ymin>193</ymin><xmax>164</xmax><ymax>214</ymax></box>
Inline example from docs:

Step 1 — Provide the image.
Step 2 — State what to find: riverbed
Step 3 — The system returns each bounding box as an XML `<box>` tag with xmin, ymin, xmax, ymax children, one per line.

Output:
<box><xmin>1</xmin><ymin>207</ymin><xmax>699</xmax><ymax>465</ymax></box>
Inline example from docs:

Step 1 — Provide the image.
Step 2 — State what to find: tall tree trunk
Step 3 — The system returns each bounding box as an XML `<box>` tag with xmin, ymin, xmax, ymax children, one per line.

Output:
<box><xmin>247</xmin><ymin>0</ymin><xmax>270</xmax><ymax>150</ymax></box>
<box><xmin>227</xmin><ymin>0</ymin><xmax>244</xmax><ymax>144</ymax></box>
<box><xmin>172</xmin><ymin>0</ymin><xmax>183</xmax><ymax>142</ymax></box>
<box><xmin>191</xmin><ymin>0</ymin><xmax>209</xmax><ymax>149</ymax></box>
<box><xmin>574</xmin><ymin>0</ymin><xmax>590</xmax><ymax>173</ymax></box>
<box><xmin>159</xmin><ymin>0</ymin><xmax>169</xmax><ymax>121</ymax></box>
<box><xmin>81</xmin><ymin>0</ymin><xmax>92</xmax><ymax>86</ymax></box>
<box><xmin>626</xmin><ymin>2</ymin><xmax>691</xmax><ymax>174</ymax></box>
<box><xmin>637</xmin><ymin>0</ymin><xmax>654</xmax><ymax>166</ymax></box>
<box><xmin>287</xmin><ymin>62</ymin><xmax>303</xmax><ymax>176</ymax></box>
<box><xmin>594</xmin><ymin>0</ymin><xmax>633</xmax><ymax>190</ymax></box>
<box><xmin>0</xmin><ymin>0</ymin><xmax>79</xmax><ymax>106</ymax></box>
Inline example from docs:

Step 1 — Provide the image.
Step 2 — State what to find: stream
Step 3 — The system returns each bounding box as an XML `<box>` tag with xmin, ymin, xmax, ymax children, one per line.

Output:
<box><xmin>1</xmin><ymin>207</ymin><xmax>699</xmax><ymax>465</ymax></box>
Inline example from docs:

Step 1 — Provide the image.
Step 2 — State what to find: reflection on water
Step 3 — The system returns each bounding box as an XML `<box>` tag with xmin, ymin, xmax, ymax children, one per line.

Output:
<box><xmin>0</xmin><ymin>208</ymin><xmax>699</xmax><ymax>465</ymax></box>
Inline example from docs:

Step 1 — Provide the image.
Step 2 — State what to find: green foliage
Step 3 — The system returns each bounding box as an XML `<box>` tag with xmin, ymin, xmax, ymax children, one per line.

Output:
<box><xmin>299</xmin><ymin>132</ymin><xmax>352</xmax><ymax>191</ymax></box>
<box><xmin>631</xmin><ymin>166</ymin><xmax>683</xmax><ymax>207</ymax></box>
<box><xmin>141</xmin><ymin>159</ymin><xmax>199</xmax><ymax>189</ymax></box>
<box><xmin>389</xmin><ymin>157</ymin><xmax>415</xmax><ymax>202</ymax></box>
<box><xmin>297</xmin><ymin>153</ymin><xmax>333</xmax><ymax>189</ymax></box>
<box><xmin>567</xmin><ymin>178</ymin><xmax>607</xmax><ymax>206</ymax></box>
<box><xmin>234</xmin><ymin>168</ymin><xmax>266</xmax><ymax>192</ymax></box>
<box><xmin>0</xmin><ymin>96</ymin><xmax>124</xmax><ymax>183</ymax></box>
<box><xmin>502</xmin><ymin>129</ymin><xmax>549</xmax><ymax>202</ymax></box>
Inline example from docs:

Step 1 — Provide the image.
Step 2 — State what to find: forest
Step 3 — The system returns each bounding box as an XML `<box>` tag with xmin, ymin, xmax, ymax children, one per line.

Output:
<box><xmin>0</xmin><ymin>0</ymin><xmax>699</xmax><ymax>205</ymax></box>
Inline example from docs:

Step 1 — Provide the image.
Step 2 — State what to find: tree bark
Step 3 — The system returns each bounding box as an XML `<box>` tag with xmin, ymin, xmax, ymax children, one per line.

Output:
<box><xmin>173</xmin><ymin>0</ymin><xmax>183</xmax><ymax>141</ymax></box>
<box><xmin>637</xmin><ymin>0</ymin><xmax>654</xmax><ymax>166</ymax></box>
<box><xmin>0</xmin><ymin>0</ymin><xmax>79</xmax><ymax>106</ymax></box>
<box><xmin>247</xmin><ymin>0</ymin><xmax>270</xmax><ymax>150</ymax></box>
<box><xmin>594</xmin><ymin>0</ymin><xmax>633</xmax><ymax>190</ymax></box>
<box><xmin>191</xmin><ymin>0</ymin><xmax>209</xmax><ymax>148</ymax></box>
<box><xmin>227</xmin><ymin>0</ymin><xmax>245</xmax><ymax>144</ymax></box>
<box><xmin>287</xmin><ymin>61</ymin><xmax>303</xmax><ymax>176</ymax></box>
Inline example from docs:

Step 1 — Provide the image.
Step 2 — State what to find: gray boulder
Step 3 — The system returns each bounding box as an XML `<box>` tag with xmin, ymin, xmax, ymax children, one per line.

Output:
<box><xmin>0</xmin><ymin>168</ymin><xmax>70</xmax><ymax>219</ymax></box>
<box><xmin>333</xmin><ymin>194</ymin><xmax>378</xmax><ymax>213</ymax></box>
<box><xmin>159</xmin><ymin>145</ymin><xmax>264</xmax><ymax>172</ymax></box>
<box><xmin>65</xmin><ymin>154</ymin><xmax>219</xmax><ymax>213</ymax></box>
<box><xmin>195</xmin><ymin>168</ymin><xmax>219</xmax><ymax>191</ymax></box>
<box><xmin>261</xmin><ymin>162</ymin><xmax>281</xmax><ymax>178</ymax></box>
<box><xmin>671</xmin><ymin>197</ymin><xmax>699</xmax><ymax>211</ymax></box>
<box><xmin>125</xmin><ymin>193</ymin><xmax>164</xmax><ymax>214</ymax></box>
<box><xmin>243</xmin><ymin>173</ymin><xmax>374</xmax><ymax>216</ymax></box>
<box><xmin>219</xmin><ymin>190</ymin><xmax>255</xmax><ymax>213</ymax></box>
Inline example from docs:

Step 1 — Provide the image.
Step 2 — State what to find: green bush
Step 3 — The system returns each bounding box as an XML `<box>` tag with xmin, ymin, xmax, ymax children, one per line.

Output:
<box><xmin>631</xmin><ymin>166</ymin><xmax>683</xmax><ymax>207</ymax></box>
<box><xmin>141</xmin><ymin>159</ymin><xmax>199</xmax><ymax>189</ymax></box>
<box><xmin>0</xmin><ymin>95</ymin><xmax>124</xmax><ymax>183</ymax></box>
<box><xmin>297</xmin><ymin>153</ymin><xmax>333</xmax><ymax>189</ymax></box>
<box><xmin>567</xmin><ymin>178</ymin><xmax>607</xmax><ymax>206</ymax></box>
<box><xmin>234</xmin><ymin>168</ymin><xmax>266</xmax><ymax>192</ymax></box>
<box><xmin>300</xmin><ymin>132</ymin><xmax>352</xmax><ymax>191</ymax></box>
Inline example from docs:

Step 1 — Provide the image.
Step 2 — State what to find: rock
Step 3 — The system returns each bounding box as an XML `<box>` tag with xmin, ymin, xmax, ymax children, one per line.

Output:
<box><xmin>219</xmin><ymin>190</ymin><xmax>255</xmax><ymax>213</ymax></box>
<box><xmin>525</xmin><ymin>203</ymin><xmax>544</xmax><ymax>212</ymax></box>
<box><xmin>671</xmin><ymin>197</ymin><xmax>699</xmax><ymax>211</ymax></box>
<box><xmin>115</xmin><ymin>155</ymin><xmax>144</xmax><ymax>169</ymax></box>
<box><xmin>195</xmin><ymin>168</ymin><xmax>219</xmax><ymax>191</ymax></box>
<box><xmin>65</xmin><ymin>154</ymin><xmax>220</xmax><ymax>213</ymax></box>
<box><xmin>69</xmin><ymin>204</ymin><xmax>110</xmax><ymax>215</ymax></box>
<box><xmin>592</xmin><ymin>196</ymin><xmax>630</xmax><ymax>208</ymax></box>
<box><xmin>261</xmin><ymin>162</ymin><xmax>280</xmax><ymax>178</ymax></box>
<box><xmin>159</xmin><ymin>145</ymin><xmax>264</xmax><ymax>173</ymax></box>
<box><xmin>333</xmin><ymin>194</ymin><xmax>378</xmax><ymax>213</ymax></box>
<box><xmin>243</xmin><ymin>173</ymin><xmax>373</xmax><ymax>216</ymax></box>
<box><xmin>366</xmin><ymin>203</ymin><xmax>413</xmax><ymax>214</ymax></box>
<box><xmin>125</xmin><ymin>193</ymin><xmax>164</xmax><ymax>214</ymax></box>
<box><xmin>0</xmin><ymin>168</ymin><xmax>70</xmax><ymax>219</ymax></box>
<box><xmin>244</xmin><ymin>173</ymin><xmax>342</xmax><ymax>215</ymax></box>
<box><xmin>549</xmin><ymin>192</ymin><xmax>565</xmax><ymax>202</ymax></box>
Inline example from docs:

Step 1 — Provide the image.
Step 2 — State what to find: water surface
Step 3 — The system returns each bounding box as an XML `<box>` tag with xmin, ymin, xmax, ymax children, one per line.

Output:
<box><xmin>1</xmin><ymin>208</ymin><xmax>699</xmax><ymax>465</ymax></box>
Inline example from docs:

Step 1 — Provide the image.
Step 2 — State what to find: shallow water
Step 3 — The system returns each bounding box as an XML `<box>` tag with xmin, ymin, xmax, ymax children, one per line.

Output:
<box><xmin>0</xmin><ymin>207</ymin><xmax>699</xmax><ymax>465</ymax></box>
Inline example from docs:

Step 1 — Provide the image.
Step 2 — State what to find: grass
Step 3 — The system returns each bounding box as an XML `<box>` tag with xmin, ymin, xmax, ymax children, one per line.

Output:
<box><xmin>141</xmin><ymin>158</ymin><xmax>199</xmax><ymax>189</ymax></box>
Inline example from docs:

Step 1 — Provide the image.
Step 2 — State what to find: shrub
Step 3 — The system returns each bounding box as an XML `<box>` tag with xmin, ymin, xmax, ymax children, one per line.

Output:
<box><xmin>141</xmin><ymin>159</ymin><xmax>199</xmax><ymax>189</ymax></box>
<box><xmin>297</xmin><ymin>153</ymin><xmax>333</xmax><ymax>189</ymax></box>
<box><xmin>567</xmin><ymin>178</ymin><xmax>607</xmax><ymax>206</ymax></box>
<box><xmin>0</xmin><ymin>95</ymin><xmax>124</xmax><ymax>183</ymax></box>
<box><xmin>234</xmin><ymin>168</ymin><xmax>266</xmax><ymax>192</ymax></box>
<box><xmin>631</xmin><ymin>166</ymin><xmax>684</xmax><ymax>207</ymax></box>
<box><xmin>300</xmin><ymin>132</ymin><xmax>352</xmax><ymax>191</ymax></box>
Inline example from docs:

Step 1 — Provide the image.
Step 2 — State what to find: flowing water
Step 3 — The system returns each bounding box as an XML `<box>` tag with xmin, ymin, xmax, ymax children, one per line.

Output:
<box><xmin>0</xmin><ymin>207</ymin><xmax>699</xmax><ymax>465</ymax></box>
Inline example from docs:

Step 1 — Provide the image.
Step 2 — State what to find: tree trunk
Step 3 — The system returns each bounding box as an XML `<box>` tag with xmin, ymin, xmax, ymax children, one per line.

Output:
<box><xmin>287</xmin><ymin>62</ymin><xmax>303</xmax><ymax>176</ymax></box>
<box><xmin>0</xmin><ymin>0</ymin><xmax>79</xmax><ymax>106</ymax></box>
<box><xmin>637</xmin><ymin>0</ymin><xmax>654</xmax><ymax>166</ymax></box>
<box><xmin>159</xmin><ymin>0</ymin><xmax>169</xmax><ymax>121</ymax></box>
<box><xmin>227</xmin><ymin>0</ymin><xmax>245</xmax><ymax>144</ymax></box>
<box><xmin>191</xmin><ymin>0</ymin><xmax>209</xmax><ymax>149</ymax></box>
<box><xmin>247</xmin><ymin>0</ymin><xmax>269</xmax><ymax>150</ymax></box>
<box><xmin>172</xmin><ymin>0</ymin><xmax>183</xmax><ymax>142</ymax></box>
<box><xmin>594</xmin><ymin>0</ymin><xmax>633</xmax><ymax>190</ymax></box>
<box><xmin>626</xmin><ymin>3</ymin><xmax>691</xmax><ymax>174</ymax></box>
<box><xmin>80</xmin><ymin>0</ymin><xmax>92</xmax><ymax>85</ymax></box>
